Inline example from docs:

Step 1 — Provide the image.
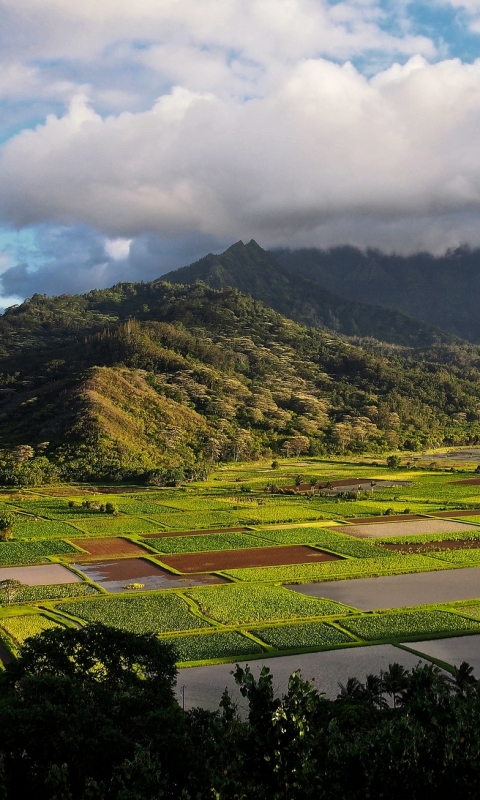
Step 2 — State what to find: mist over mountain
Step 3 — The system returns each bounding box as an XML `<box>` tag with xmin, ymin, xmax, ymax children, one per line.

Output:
<box><xmin>162</xmin><ymin>240</ymin><xmax>455</xmax><ymax>349</ymax></box>
<box><xmin>274</xmin><ymin>246</ymin><xmax>480</xmax><ymax>344</ymax></box>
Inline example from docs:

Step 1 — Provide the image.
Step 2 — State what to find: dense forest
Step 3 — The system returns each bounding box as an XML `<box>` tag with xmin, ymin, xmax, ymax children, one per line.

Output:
<box><xmin>1</xmin><ymin>624</ymin><xmax>480</xmax><ymax>799</ymax></box>
<box><xmin>274</xmin><ymin>245</ymin><xmax>480</xmax><ymax>343</ymax></box>
<box><xmin>1</xmin><ymin>261</ymin><xmax>480</xmax><ymax>483</ymax></box>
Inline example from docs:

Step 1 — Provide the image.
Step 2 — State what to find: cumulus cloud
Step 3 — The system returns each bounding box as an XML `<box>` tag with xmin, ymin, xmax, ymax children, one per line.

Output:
<box><xmin>0</xmin><ymin>0</ymin><xmax>480</xmax><ymax>300</ymax></box>
<box><xmin>2</xmin><ymin>56</ymin><xmax>480</xmax><ymax>256</ymax></box>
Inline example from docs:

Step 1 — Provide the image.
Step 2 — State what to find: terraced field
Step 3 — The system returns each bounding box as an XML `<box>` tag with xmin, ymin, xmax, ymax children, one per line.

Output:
<box><xmin>2</xmin><ymin>455</ymin><xmax>480</xmax><ymax>668</ymax></box>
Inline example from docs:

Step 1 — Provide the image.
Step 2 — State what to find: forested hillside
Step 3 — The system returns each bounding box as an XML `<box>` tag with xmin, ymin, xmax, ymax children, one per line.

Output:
<box><xmin>162</xmin><ymin>241</ymin><xmax>453</xmax><ymax>348</ymax></box>
<box><xmin>1</xmin><ymin>277</ymin><xmax>480</xmax><ymax>483</ymax></box>
<box><xmin>274</xmin><ymin>245</ymin><xmax>480</xmax><ymax>343</ymax></box>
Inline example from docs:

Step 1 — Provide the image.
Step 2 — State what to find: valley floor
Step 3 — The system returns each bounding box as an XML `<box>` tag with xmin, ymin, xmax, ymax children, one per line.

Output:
<box><xmin>2</xmin><ymin>450</ymin><xmax>480</xmax><ymax>703</ymax></box>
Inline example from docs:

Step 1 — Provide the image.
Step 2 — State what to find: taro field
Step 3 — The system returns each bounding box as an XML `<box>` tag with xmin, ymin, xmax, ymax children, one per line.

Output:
<box><xmin>2</xmin><ymin>453</ymin><xmax>480</xmax><ymax>668</ymax></box>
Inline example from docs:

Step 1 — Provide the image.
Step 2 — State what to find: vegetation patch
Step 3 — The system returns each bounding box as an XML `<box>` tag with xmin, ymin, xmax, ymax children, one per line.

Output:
<box><xmin>9</xmin><ymin>520</ymin><xmax>81</xmax><ymax>540</ymax></box>
<box><xmin>253</xmin><ymin>622</ymin><xmax>353</xmax><ymax>649</ymax></box>
<box><xmin>59</xmin><ymin>594</ymin><xmax>211</xmax><ymax>634</ymax></box>
<box><xmin>223</xmin><ymin>554</ymin><xmax>450</xmax><ymax>583</ymax></box>
<box><xmin>144</xmin><ymin>532</ymin><xmax>268</xmax><ymax>554</ymax></box>
<box><xmin>157</xmin><ymin>512</ymin><xmax>237</xmax><ymax>530</ymax></box>
<box><xmin>73</xmin><ymin>517</ymin><xmax>160</xmax><ymax>534</ymax></box>
<box><xmin>11</xmin><ymin>583</ymin><xmax>99</xmax><ymax>603</ymax></box>
<box><xmin>340</xmin><ymin>610</ymin><xmax>480</xmax><ymax>641</ymax></box>
<box><xmin>0</xmin><ymin>614</ymin><xmax>63</xmax><ymax>644</ymax></box>
<box><xmin>429</xmin><ymin>549</ymin><xmax>480</xmax><ymax>565</ymax></box>
<box><xmin>185</xmin><ymin>584</ymin><xmax>348</xmax><ymax>625</ymax></box>
<box><xmin>0</xmin><ymin>539</ymin><xmax>77</xmax><ymax>565</ymax></box>
<box><xmin>162</xmin><ymin>631</ymin><xmax>263</xmax><ymax>662</ymax></box>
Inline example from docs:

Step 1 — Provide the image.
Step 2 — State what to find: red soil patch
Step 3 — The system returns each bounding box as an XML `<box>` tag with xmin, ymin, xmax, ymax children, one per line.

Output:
<box><xmin>430</xmin><ymin>509</ymin><xmax>480</xmax><ymax>517</ymax></box>
<box><xmin>69</xmin><ymin>537</ymin><xmax>147</xmax><ymax>557</ymax></box>
<box><xmin>75</xmin><ymin>558</ymin><xmax>229</xmax><ymax>587</ymax></box>
<box><xmin>345</xmin><ymin>514</ymin><xmax>424</xmax><ymax>524</ymax></box>
<box><xmin>160</xmin><ymin>545</ymin><xmax>341</xmax><ymax>574</ymax></box>
<box><xmin>143</xmin><ymin>527</ymin><xmax>248</xmax><ymax>538</ymax></box>
<box><xmin>383</xmin><ymin>539</ymin><xmax>480</xmax><ymax>554</ymax></box>
<box><xmin>451</xmin><ymin>478</ymin><xmax>480</xmax><ymax>486</ymax></box>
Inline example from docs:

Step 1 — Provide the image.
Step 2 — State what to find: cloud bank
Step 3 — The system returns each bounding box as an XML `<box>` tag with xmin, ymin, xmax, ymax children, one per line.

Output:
<box><xmin>0</xmin><ymin>0</ymin><xmax>480</xmax><ymax>298</ymax></box>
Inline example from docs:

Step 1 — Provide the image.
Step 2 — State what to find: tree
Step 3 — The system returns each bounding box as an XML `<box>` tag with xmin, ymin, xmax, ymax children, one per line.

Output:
<box><xmin>0</xmin><ymin>579</ymin><xmax>21</xmax><ymax>604</ymax></box>
<box><xmin>0</xmin><ymin>624</ymin><xmax>208</xmax><ymax>799</ymax></box>
<box><xmin>104</xmin><ymin>502</ymin><xmax>118</xmax><ymax>515</ymax></box>
<box><xmin>386</xmin><ymin>454</ymin><xmax>402</xmax><ymax>469</ymax></box>
<box><xmin>0</xmin><ymin>512</ymin><xmax>15</xmax><ymax>541</ymax></box>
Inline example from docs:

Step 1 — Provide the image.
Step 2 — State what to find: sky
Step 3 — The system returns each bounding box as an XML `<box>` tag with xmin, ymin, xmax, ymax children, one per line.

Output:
<box><xmin>1</xmin><ymin>0</ymin><xmax>480</xmax><ymax>305</ymax></box>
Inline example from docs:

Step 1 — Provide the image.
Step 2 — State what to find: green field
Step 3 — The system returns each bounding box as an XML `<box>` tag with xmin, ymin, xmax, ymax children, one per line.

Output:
<box><xmin>162</xmin><ymin>631</ymin><xmax>264</xmax><ymax>662</ymax></box>
<box><xmin>0</xmin><ymin>614</ymin><xmax>63</xmax><ymax>644</ymax></box>
<box><xmin>253</xmin><ymin>622</ymin><xmax>353</xmax><ymax>649</ymax></box>
<box><xmin>1</xmin><ymin>457</ymin><xmax>480</xmax><ymax>664</ymax></box>
<box><xmin>59</xmin><ymin>594</ymin><xmax>212</xmax><ymax>634</ymax></box>
<box><xmin>144</xmin><ymin>532</ymin><xmax>269</xmax><ymax>554</ymax></box>
<box><xmin>185</xmin><ymin>584</ymin><xmax>349</xmax><ymax>625</ymax></box>
<box><xmin>0</xmin><ymin>539</ymin><xmax>78</xmax><ymax>565</ymax></box>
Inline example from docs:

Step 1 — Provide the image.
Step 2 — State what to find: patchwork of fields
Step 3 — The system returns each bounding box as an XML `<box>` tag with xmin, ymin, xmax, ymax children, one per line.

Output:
<box><xmin>2</xmin><ymin>455</ymin><xmax>480</xmax><ymax>669</ymax></box>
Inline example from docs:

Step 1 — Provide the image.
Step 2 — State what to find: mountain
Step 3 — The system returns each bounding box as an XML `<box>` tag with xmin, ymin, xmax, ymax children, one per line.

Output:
<box><xmin>161</xmin><ymin>240</ymin><xmax>455</xmax><ymax>348</ymax></box>
<box><xmin>274</xmin><ymin>246</ymin><xmax>480</xmax><ymax>344</ymax></box>
<box><xmin>0</xmin><ymin>278</ymin><xmax>480</xmax><ymax>483</ymax></box>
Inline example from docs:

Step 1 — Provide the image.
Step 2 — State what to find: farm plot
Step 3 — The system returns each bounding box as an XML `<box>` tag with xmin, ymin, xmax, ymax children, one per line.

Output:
<box><xmin>253</xmin><ymin>527</ymin><xmax>395</xmax><ymax>558</ymax></box>
<box><xmin>0</xmin><ymin>539</ymin><xmax>78</xmax><ymax>565</ymax></box>
<box><xmin>223</xmin><ymin>554</ymin><xmax>449</xmax><ymax>583</ymax></box>
<box><xmin>453</xmin><ymin>604</ymin><xmax>480</xmax><ymax>620</ymax></box>
<box><xmin>338</xmin><ymin>519</ymin><xmax>475</xmax><ymax>539</ymax></box>
<box><xmin>74</xmin><ymin>558</ymin><xmax>229</xmax><ymax>592</ymax></box>
<box><xmin>291</xmin><ymin>568</ymin><xmax>480</xmax><ymax>610</ymax></box>
<box><xmin>163</xmin><ymin>632</ymin><xmax>263</xmax><ymax>663</ymax></box>
<box><xmin>73</xmin><ymin>517</ymin><xmax>160</xmax><ymax>535</ymax></box>
<box><xmin>68</xmin><ymin>537</ymin><xmax>148</xmax><ymax>558</ymax></box>
<box><xmin>145</xmin><ymin>532</ymin><xmax>269</xmax><ymax>554</ymax></box>
<box><xmin>340</xmin><ymin>610</ymin><xmax>480</xmax><ymax>641</ymax></box>
<box><xmin>383</xmin><ymin>539</ymin><xmax>480</xmax><ymax>554</ymax></box>
<box><xmin>11</xmin><ymin>583</ymin><xmax>99</xmax><ymax>602</ymax></box>
<box><xmin>154</xmin><ymin>512</ymin><xmax>237</xmax><ymax>530</ymax></box>
<box><xmin>7</xmin><ymin>501</ymin><xmax>105</xmax><ymax>520</ymax></box>
<box><xmin>0</xmin><ymin>563</ymin><xmax>80</xmax><ymax>585</ymax></box>
<box><xmin>161</xmin><ymin>545</ymin><xmax>342</xmax><ymax>574</ymax></box>
<box><xmin>429</xmin><ymin>549</ymin><xmax>480</xmax><ymax>566</ymax></box>
<box><xmin>185</xmin><ymin>584</ymin><xmax>349</xmax><ymax>626</ymax></box>
<box><xmin>143</xmin><ymin>528</ymin><xmax>248</xmax><ymax>538</ymax></box>
<box><xmin>0</xmin><ymin>614</ymin><xmax>62</xmax><ymax>644</ymax></box>
<box><xmin>11</xmin><ymin>520</ymin><xmax>81</xmax><ymax>539</ymax></box>
<box><xmin>377</xmin><ymin>529</ymin><xmax>480</xmax><ymax>545</ymax></box>
<box><xmin>253</xmin><ymin>622</ymin><xmax>353</xmax><ymax>650</ymax></box>
<box><xmin>233</xmin><ymin>504</ymin><xmax>326</xmax><ymax>525</ymax></box>
<box><xmin>59</xmin><ymin>594</ymin><xmax>211</xmax><ymax>634</ymax></box>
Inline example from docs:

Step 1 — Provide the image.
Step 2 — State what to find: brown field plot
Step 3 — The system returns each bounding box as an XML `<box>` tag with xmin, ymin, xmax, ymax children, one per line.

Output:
<box><xmin>160</xmin><ymin>545</ymin><xmax>341</xmax><ymax>574</ymax></box>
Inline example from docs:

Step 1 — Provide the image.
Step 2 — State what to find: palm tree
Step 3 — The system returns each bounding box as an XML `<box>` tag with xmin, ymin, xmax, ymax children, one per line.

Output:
<box><xmin>382</xmin><ymin>663</ymin><xmax>410</xmax><ymax>708</ymax></box>
<box><xmin>336</xmin><ymin>677</ymin><xmax>367</xmax><ymax>703</ymax></box>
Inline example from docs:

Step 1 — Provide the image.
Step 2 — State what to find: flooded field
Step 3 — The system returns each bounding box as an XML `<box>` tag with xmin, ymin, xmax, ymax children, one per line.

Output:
<box><xmin>160</xmin><ymin>545</ymin><xmax>341</xmax><ymax>574</ymax></box>
<box><xmin>408</xmin><ymin>635</ymin><xmax>480</xmax><ymax>675</ymax></box>
<box><xmin>289</xmin><ymin>567</ymin><xmax>480</xmax><ymax>610</ymax></box>
<box><xmin>74</xmin><ymin>558</ymin><xmax>229</xmax><ymax>592</ymax></box>
<box><xmin>176</xmin><ymin>645</ymin><xmax>429</xmax><ymax>711</ymax></box>
<box><xmin>0</xmin><ymin>564</ymin><xmax>80</xmax><ymax>585</ymax></box>
<box><xmin>339</xmin><ymin>519</ymin><xmax>475</xmax><ymax>538</ymax></box>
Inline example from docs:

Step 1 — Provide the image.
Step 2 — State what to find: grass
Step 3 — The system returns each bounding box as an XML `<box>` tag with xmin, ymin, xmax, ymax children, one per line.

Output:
<box><xmin>162</xmin><ymin>631</ymin><xmax>263</xmax><ymax>662</ymax></box>
<box><xmin>144</xmin><ymin>532</ymin><xmax>269</xmax><ymax>554</ymax></box>
<box><xmin>185</xmin><ymin>584</ymin><xmax>349</xmax><ymax>626</ymax></box>
<box><xmin>340</xmin><ymin>610</ymin><xmax>480</xmax><ymax>641</ymax></box>
<box><xmin>223</xmin><ymin>554</ymin><xmax>451</xmax><ymax>583</ymax></box>
<box><xmin>0</xmin><ymin>539</ymin><xmax>77</xmax><ymax>565</ymax></box>
<box><xmin>253</xmin><ymin>622</ymin><xmax>353</xmax><ymax>649</ymax></box>
<box><xmin>0</xmin><ymin>614</ymin><xmax>62</xmax><ymax>644</ymax></box>
<box><xmin>58</xmin><ymin>594</ymin><xmax>211</xmax><ymax>634</ymax></box>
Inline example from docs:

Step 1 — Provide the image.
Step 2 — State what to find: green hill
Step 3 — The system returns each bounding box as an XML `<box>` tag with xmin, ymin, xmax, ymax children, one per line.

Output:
<box><xmin>162</xmin><ymin>240</ymin><xmax>454</xmax><ymax>348</ymax></box>
<box><xmin>274</xmin><ymin>245</ymin><xmax>480</xmax><ymax>344</ymax></box>
<box><xmin>0</xmin><ymin>277</ymin><xmax>480</xmax><ymax>482</ymax></box>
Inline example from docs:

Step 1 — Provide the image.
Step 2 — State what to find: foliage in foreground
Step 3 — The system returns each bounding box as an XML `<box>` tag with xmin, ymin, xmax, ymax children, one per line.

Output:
<box><xmin>2</xmin><ymin>625</ymin><xmax>480</xmax><ymax>798</ymax></box>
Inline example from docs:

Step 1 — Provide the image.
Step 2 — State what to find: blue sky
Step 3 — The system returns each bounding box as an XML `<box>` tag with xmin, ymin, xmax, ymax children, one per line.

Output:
<box><xmin>1</xmin><ymin>0</ymin><xmax>480</xmax><ymax>305</ymax></box>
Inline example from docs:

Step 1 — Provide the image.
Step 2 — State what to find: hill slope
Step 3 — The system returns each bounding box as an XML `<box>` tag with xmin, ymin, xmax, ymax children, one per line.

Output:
<box><xmin>274</xmin><ymin>246</ymin><xmax>480</xmax><ymax>344</ymax></box>
<box><xmin>161</xmin><ymin>240</ymin><xmax>454</xmax><ymax>348</ymax></box>
<box><xmin>0</xmin><ymin>280</ymin><xmax>480</xmax><ymax>482</ymax></box>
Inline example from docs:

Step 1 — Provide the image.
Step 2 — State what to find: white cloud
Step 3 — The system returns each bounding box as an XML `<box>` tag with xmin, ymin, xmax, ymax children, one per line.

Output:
<box><xmin>104</xmin><ymin>237</ymin><xmax>132</xmax><ymax>260</ymax></box>
<box><xmin>2</xmin><ymin>57</ymin><xmax>480</xmax><ymax>253</ymax></box>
